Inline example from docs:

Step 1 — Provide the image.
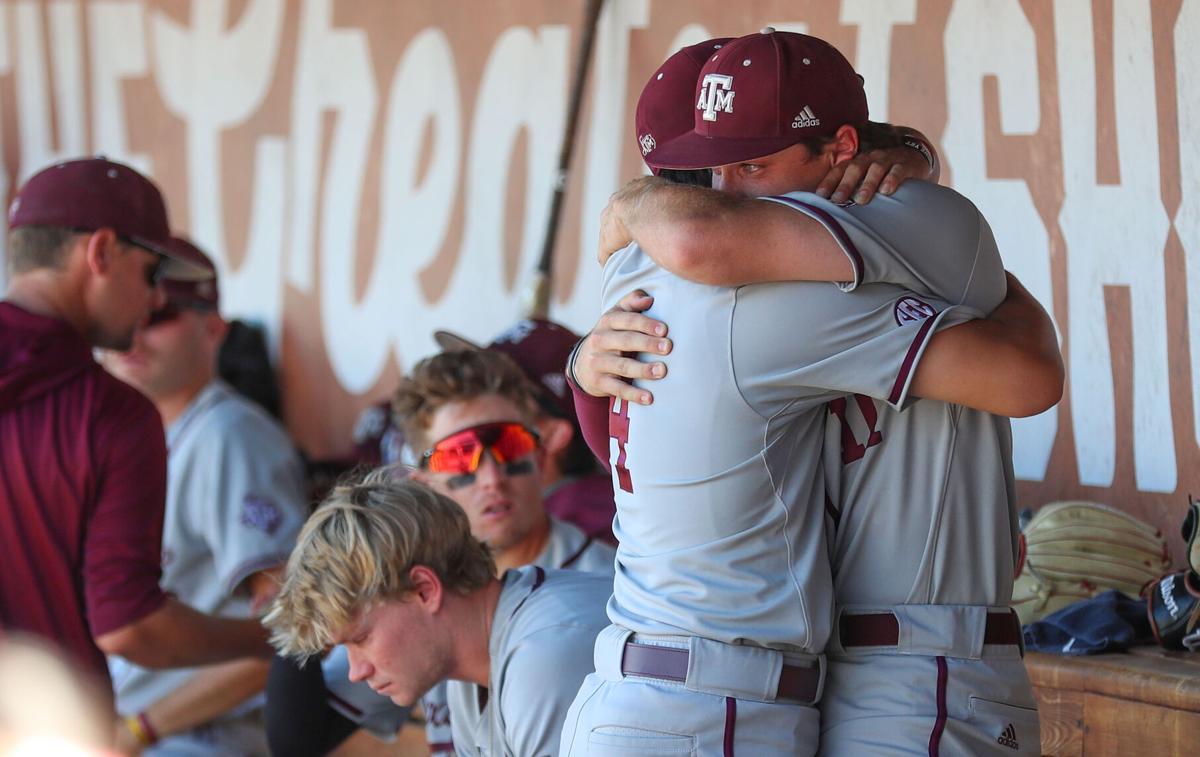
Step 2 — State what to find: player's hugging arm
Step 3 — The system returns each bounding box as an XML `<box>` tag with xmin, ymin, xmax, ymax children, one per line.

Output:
<box><xmin>910</xmin><ymin>272</ymin><xmax>1064</xmax><ymax>417</ymax></box>
<box><xmin>598</xmin><ymin>176</ymin><xmax>853</xmax><ymax>286</ymax></box>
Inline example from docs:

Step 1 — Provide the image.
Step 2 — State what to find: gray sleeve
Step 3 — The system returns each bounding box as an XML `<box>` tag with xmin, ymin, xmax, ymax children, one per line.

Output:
<box><xmin>761</xmin><ymin>182</ymin><xmax>1007</xmax><ymax>312</ymax></box>
<box><xmin>499</xmin><ymin>625</ymin><xmax>598</xmax><ymax>757</ymax></box>
<box><xmin>732</xmin><ymin>281</ymin><xmax>982</xmax><ymax>417</ymax></box>
<box><xmin>204</xmin><ymin>410</ymin><xmax>308</xmax><ymax>595</ymax></box>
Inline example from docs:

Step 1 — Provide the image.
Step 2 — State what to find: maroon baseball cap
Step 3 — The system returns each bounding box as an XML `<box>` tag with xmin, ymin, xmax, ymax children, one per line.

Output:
<box><xmin>7</xmin><ymin>157</ymin><xmax>211</xmax><ymax>281</ymax></box>
<box><xmin>648</xmin><ymin>29</ymin><xmax>868</xmax><ymax>170</ymax></box>
<box><xmin>161</xmin><ymin>236</ymin><xmax>219</xmax><ymax>309</ymax></box>
<box><xmin>635</xmin><ymin>37</ymin><xmax>732</xmax><ymax>172</ymax></box>
<box><xmin>434</xmin><ymin>318</ymin><xmax>581</xmax><ymax>423</ymax></box>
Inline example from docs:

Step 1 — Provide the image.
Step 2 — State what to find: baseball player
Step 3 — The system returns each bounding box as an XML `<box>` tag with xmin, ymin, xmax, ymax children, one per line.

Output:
<box><xmin>268</xmin><ymin>348</ymin><xmax>614</xmax><ymax>755</ymax></box>
<box><xmin>266</xmin><ymin>473</ymin><xmax>614</xmax><ymax>757</ymax></box>
<box><xmin>559</xmin><ymin>33</ymin><xmax>1006</xmax><ymax>757</ymax></box>
<box><xmin>572</xmin><ymin>30</ymin><xmax>1059</xmax><ymax>756</ymax></box>
<box><xmin>102</xmin><ymin>237</ymin><xmax>307</xmax><ymax>754</ymax></box>
<box><xmin>435</xmin><ymin>318</ymin><xmax>616</xmax><ymax>544</ymax></box>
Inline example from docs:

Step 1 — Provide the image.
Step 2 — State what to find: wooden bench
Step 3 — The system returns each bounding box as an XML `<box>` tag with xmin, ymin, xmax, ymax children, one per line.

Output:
<box><xmin>1027</xmin><ymin>647</ymin><xmax>1200</xmax><ymax>755</ymax></box>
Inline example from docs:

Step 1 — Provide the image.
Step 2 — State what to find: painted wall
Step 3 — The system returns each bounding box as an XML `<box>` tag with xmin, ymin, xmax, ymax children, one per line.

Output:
<box><xmin>0</xmin><ymin>0</ymin><xmax>1195</xmax><ymax>558</ymax></box>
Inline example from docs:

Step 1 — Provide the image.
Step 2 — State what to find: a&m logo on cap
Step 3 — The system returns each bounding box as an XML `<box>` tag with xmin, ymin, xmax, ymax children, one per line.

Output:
<box><xmin>639</xmin><ymin>133</ymin><xmax>657</xmax><ymax>156</ymax></box>
<box><xmin>697</xmin><ymin>73</ymin><xmax>735</xmax><ymax>122</ymax></box>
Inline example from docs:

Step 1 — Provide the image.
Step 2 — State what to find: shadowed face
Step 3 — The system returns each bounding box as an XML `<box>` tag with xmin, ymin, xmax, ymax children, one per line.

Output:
<box><xmin>342</xmin><ymin>596</ymin><xmax>450</xmax><ymax>707</ymax></box>
<box><xmin>710</xmin><ymin>141</ymin><xmax>834</xmax><ymax>198</ymax></box>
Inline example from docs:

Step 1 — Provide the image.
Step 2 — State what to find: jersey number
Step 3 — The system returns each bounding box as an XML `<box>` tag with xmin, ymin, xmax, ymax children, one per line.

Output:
<box><xmin>828</xmin><ymin>394</ymin><xmax>883</xmax><ymax>465</ymax></box>
<box><xmin>609</xmin><ymin>397</ymin><xmax>633</xmax><ymax>492</ymax></box>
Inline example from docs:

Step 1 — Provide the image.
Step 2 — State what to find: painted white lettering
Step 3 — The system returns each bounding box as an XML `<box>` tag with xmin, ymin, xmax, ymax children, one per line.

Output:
<box><xmin>88</xmin><ymin>1</ymin><xmax>151</xmax><ymax>172</ymax></box>
<box><xmin>944</xmin><ymin>0</ymin><xmax>1058</xmax><ymax>481</ymax></box>
<box><xmin>1175</xmin><ymin>0</ymin><xmax>1200</xmax><ymax>448</ymax></box>
<box><xmin>14</xmin><ymin>1</ymin><xmax>86</xmax><ymax>177</ymax></box>
<box><xmin>288</xmin><ymin>0</ymin><xmax>378</xmax><ymax>292</ymax></box>
<box><xmin>150</xmin><ymin>0</ymin><xmax>286</xmax><ymax>346</ymax></box>
<box><xmin>326</xmin><ymin>28</ymin><xmax>461</xmax><ymax>387</ymax></box>
<box><xmin>1055</xmin><ymin>0</ymin><xmax>1174</xmax><ymax>491</ymax></box>
<box><xmin>559</xmin><ymin>0</ymin><xmax>649</xmax><ymax>330</ymax></box>
<box><xmin>841</xmin><ymin>0</ymin><xmax>916</xmax><ymax>119</ymax></box>
<box><xmin>420</xmin><ymin>24</ymin><xmax>568</xmax><ymax>358</ymax></box>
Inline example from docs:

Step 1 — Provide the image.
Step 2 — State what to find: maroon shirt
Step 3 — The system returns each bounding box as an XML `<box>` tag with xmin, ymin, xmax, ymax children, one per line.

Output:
<box><xmin>0</xmin><ymin>302</ymin><xmax>167</xmax><ymax>686</ymax></box>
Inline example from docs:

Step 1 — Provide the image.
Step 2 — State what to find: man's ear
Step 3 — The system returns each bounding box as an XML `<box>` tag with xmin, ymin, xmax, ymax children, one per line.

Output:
<box><xmin>535</xmin><ymin>416</ymin><xmax>574</xmax><ymax>458</ymax></box>
<box><xmin>204</xmin><ymin>312</ymin><xmax>229</xmax><ymax>346</ymax></box>
<box><xmin>408</xmin><ymin>565</ymin><xmax>444</xmax><ymax>613</ymax></box>
<box><xmin>828</xmin><ymin>124</ymin><xmax>861</xmax><ymax>166</ymax></box>
<box><xmin>83</xmin><ymin>229</ymin><xmax>120</xmax><ymax>276</ymax></box>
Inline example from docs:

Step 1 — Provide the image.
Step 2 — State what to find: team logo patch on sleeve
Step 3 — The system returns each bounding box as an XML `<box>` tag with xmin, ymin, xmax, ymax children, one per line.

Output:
<box><xmin>240</xmin><ymin>495</ymin><xmax>282</xmax><ymax>535</ymax></box>
<box><xmin>893</xmin><ymin>296</ymin><xmax>937</xmax><ymax>325</ymax></box>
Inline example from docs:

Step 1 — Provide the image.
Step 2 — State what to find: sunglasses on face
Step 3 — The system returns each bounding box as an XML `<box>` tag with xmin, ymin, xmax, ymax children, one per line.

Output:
<box><xmin>144</xmin><ymin>255</ymin><xmax>166</xmax><ymax>288</ymax></box>
<box><xmin>420</xmin><ymin>422</ymin><xmax>540</xmax><ymax>483</ymax></box>
<box><xmin>144</xmin><ymin>301</ymin><xmax>214</xmax><ymax>328</ymax></box>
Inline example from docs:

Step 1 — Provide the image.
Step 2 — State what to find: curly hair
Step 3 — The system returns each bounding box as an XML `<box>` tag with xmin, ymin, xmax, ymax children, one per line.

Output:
<box><xmin>393</xmin><ymin>349</ymin><xmax>539</xmax><ymax>450</ymax></box>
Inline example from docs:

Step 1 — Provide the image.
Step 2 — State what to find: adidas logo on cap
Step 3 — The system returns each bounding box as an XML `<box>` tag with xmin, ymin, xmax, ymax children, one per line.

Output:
<box><xmin>996</xmin><ymin>723</ymin><xmax>1019</xmax><ymax>750</ymax></box>
<box><xmin>792</xmin><ymin>105</ymin><xmax>820</xmax><ymax>129</ymax></box>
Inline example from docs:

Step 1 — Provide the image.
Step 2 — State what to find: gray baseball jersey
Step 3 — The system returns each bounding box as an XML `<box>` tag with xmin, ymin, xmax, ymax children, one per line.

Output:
<box><xmin>762</xmin><ymin>182</ymin><xmax>1019</xmax><ymax>607</ymax></box>
<box><xmin>764</xmin><ymin>183</ymin><xmax>1039</xmax><ymax>755</ymax></box>
<box><xmin>600</xmin><ymin>238</ymin><xmax>977</xmax><ymax>654</ymax></box>
<box><xmin>109</xmin><ymin>380</ymin><xmax>307</xmax><ymax>753</ymax></box>
<box><xmin>446</xmin><ymin>567</ymin><xmax>613</xmax><ymax>757</ymax></box>
<box><xmin>324</xmin><ymin>517</ymin><xmax>615</xmax><ymax>745</ymax></box>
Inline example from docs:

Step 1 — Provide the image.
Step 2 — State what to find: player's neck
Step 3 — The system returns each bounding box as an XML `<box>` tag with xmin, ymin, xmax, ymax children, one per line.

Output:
<box><xmin>447</xmin><ymin>580</ymin><xmax>502</xmax><ymax>688</ymax></box>
<box><xmin>493</xmin><ymin>515</ymin><xmax>551</xmax><ymax>574</ymax></box>
<box><xmin>155</xmin><ymin>374</ymin><xmax>214</xmax><ymax>426</ymax></box>
<box><xmin>5</xmin><ymin>272</ymin><xmax>89</xmax><ymax>338</ymax></box>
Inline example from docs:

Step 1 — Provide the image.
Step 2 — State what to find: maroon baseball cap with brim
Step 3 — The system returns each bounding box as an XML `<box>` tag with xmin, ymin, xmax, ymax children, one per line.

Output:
<box><xmin>7</xmin><ymin>157</ymin><xmax>211</xmax><ymax>282</ymax></box>
<box><xmin>161</xmin><ymin>236</ymin><xmax>219</xmax><ymax>309</ymax></box>
<box><xmin>434</xmin><ymin>318</ymin><xmax>581</xmax><ymax>424</ymax></box>
<box><xmin>648</xmin><ymin>29</ymin><xmax>868</xmax><ymax>171</ymax></box>
<box><xmin>635</xmin><ymin>37</ymin><xmax>732</xmax><ymax>172</ymax></box>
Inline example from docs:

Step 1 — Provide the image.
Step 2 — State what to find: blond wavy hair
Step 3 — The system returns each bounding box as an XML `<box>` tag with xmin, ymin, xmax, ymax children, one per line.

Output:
<box><xmin>264</xmin><ymin>468</ymin><xmax>495</xmax><ymax>658</ymax></box>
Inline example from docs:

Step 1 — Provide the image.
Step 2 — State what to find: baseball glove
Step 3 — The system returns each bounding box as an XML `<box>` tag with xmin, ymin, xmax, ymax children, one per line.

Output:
<box><xmin>1147</xmin><ymin>569</ymin><xmax>1200</xmax><ymax>650</ymax></box>
<box><xmin>1183</xmin><ymin>496</ymin><xmax>1200</xmax><ymax>578</ymax></box>
<box><xmin>1012</xmin><ymin>500</ymin><xmax>1171</xmax><ymax>625</ymax></box>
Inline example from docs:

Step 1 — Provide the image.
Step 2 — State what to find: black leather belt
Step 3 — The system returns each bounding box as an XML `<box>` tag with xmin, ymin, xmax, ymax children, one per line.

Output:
<box><xmin>620</xmin><ymin>640</ymin><xmax>821</xmax><ymax>704</ymax></box>
<box><xmin>840</xmin><ymin>610</ymin><xmax>1022</xmax><ymax>648</ymax></box>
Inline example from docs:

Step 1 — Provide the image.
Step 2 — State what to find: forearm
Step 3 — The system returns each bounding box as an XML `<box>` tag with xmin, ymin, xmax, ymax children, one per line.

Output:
<box><xmin>97</xmin><ymin>597</ymin><xmax>271</xmax><ymax>669</ymax></box>
<box><xmin>615</xmin><ymin>178</ymin><xmax>850</xmax><ymax>285</ymax></box>
<box><xmin>136</xmin><ymin>658</ymin><xmax>269</xmax><ymax>740</ymax></box>
<box><xmin>911</xmin><ymin>277</ymin><xmax>1063</xmax><ymax>416</ymax></box>
<box><xmin>568</xmin><ymin>362</ymin><xmax>613</xmax><ymax>471</ymax></box>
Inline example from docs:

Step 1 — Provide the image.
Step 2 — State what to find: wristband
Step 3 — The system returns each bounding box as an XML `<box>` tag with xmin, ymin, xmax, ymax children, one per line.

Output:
<box><xmin>126</xmin><ymin>712</ymin><xmax>158</xmax><ymax>747</ymax></box>
<box><xmin>565</xmin><ymin>336</ymin><xmax>588</xmax><ymax>390</ymax></box>
<box><xmin>902</xmin><ymin>136</ymin><xmax>936</xmax><ymax>170</ymax></box>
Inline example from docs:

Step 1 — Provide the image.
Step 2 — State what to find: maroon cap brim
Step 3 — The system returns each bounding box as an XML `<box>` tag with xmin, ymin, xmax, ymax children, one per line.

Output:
<box><xmin>128</xmin><ymin>235</ymin><xmax>214</xmax><ymax>282</ymax></box>
<box><xmin>645</xmin><ymin>130</ymin><xmax>802</xmax><ymax>171</ymax></box>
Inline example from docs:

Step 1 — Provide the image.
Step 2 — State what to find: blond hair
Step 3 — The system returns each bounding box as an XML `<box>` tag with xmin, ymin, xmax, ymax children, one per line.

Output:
<box><xmin>393</xmin><ymin>349</ymin><xmax>538</xmax><ymax>450</ymax></box>
<box><xmin>264</xmin><ymin>468</ymin><xmax>495</xmax><ymax>658</ymax></box>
